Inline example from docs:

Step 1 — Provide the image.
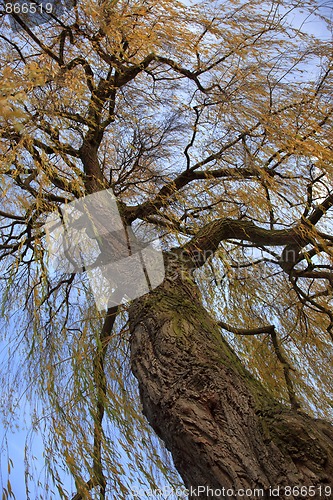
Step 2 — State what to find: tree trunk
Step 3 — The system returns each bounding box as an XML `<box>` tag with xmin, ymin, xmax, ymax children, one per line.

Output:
<box><xmin>129</xmin><ymin>265</ymin><xmax>333</xmax><ymax>499</ymax></box>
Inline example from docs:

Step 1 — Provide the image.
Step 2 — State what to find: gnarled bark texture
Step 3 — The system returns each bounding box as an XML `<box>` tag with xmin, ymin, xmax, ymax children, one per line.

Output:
<box><xmin>129</xmin><ymin>265</ymin><xmax>333</xmax><ymax>500</ymax></box>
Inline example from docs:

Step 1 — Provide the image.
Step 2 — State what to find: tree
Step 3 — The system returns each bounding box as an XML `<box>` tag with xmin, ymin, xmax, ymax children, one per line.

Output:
<box><xmin>0</xmin><ymin>0</ymin><xmax>333</xmax><ymax>498</ymax></box>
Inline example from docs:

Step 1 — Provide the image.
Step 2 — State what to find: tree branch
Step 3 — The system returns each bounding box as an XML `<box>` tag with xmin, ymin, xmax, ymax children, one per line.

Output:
<box><xmin>71</xmin><ymin>306</ymin><xmax>118</xmax><ymax>500</ymax></box>
<box><xmin>218</xmin><ymin>321</ymin><xmax>274</xmax><ymax>336</ymax></box>
<box><xmin>218</xmin><ymin>321</ymin><xmax>300</xmax><ymax>409</ymax></box>
<box><xmin>182</xmin><ymin>218</ymin><xmax>305</xmax><ymax>268</ymax></box>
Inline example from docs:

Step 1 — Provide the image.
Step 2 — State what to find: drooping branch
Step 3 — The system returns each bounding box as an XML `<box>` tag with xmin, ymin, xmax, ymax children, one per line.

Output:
<box><xmin>71</xmin><ymin>305</ymin><xmax>118</xmax><ymax>500</ymax></box>
<box><xmin>290</xmin><ymin>277</ymin><xmax>333</xmax><ymax>341</ymax></box>
<box><xmin>281</xmin><ymin>202</ymin><xmax>333</xmax><ymax>275</ymax></box>
<box><xmin>218</xmin><ymin>321</ymin><xmax>300</xmax><ymax>410</ymax></box>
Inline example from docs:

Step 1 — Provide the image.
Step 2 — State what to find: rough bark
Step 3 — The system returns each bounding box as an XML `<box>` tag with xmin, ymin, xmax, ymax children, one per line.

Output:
<box><xmin>129</xmin><ymin>263</ymin><xmax>333</xmax><ymax>500</ymax></box>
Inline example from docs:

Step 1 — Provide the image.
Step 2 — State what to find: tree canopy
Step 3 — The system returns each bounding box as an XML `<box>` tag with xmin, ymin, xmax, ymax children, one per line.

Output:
<box><xmin>0</xmin><ymin>0</ymin><xmax>332</xmax><ymax>497</ymax></box>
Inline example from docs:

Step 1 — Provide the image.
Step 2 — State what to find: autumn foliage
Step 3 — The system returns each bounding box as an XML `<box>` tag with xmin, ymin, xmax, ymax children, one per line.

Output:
<box><xmin>0</xmin><ymin>0</ymin><xmax>333</xmax><ymax>497</ymax></box>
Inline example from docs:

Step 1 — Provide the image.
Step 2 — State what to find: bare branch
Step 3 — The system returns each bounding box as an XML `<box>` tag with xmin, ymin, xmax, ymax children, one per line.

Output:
<box><xmin>218</xmin><ymin>321</ymin><xmax>300</xmax><ymax>409</ymax></box>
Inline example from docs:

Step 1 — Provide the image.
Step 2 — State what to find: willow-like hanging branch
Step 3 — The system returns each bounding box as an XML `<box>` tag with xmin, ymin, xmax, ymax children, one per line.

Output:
<box><xmin>218</xmin><ymin>320</ymin><xmax>300</xmax><ymax>410</ymax></box>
